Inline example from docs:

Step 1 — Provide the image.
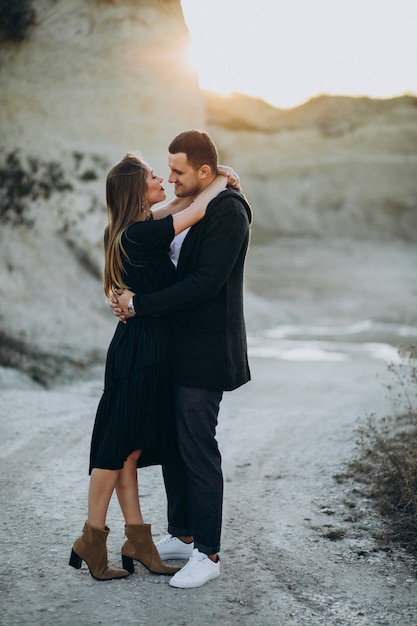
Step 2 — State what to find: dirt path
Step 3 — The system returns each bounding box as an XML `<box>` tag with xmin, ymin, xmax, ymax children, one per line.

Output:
<box><xmin>1</xmin><ymin>351</ymin><xmax>416</xmax><ymax>626</ymax></box>
<box><xmin>1</xmin><ymin>237</ymin><xmax>417</xmax><ymax>625</ymax></box>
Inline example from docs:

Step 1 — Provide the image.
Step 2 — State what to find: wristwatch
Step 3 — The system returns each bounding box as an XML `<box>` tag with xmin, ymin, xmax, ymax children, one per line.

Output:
<box><xmin>127</xmin><ymin>297</ymin><xmax>136</xmax><ymax>317</ymax></box>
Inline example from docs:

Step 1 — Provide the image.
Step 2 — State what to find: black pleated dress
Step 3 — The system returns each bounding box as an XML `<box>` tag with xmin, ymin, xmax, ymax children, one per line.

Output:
<box><xmin>89</xmin><ymin>215</ymin><xmax>178</xmax><ymax>472</ymax></box>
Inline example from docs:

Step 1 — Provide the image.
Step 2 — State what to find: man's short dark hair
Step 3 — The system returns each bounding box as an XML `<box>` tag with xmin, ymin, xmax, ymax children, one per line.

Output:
<box><xmin>169</xmin><ymin>129</ymin><xmax>218</xmax><ymax>172</ymax></box>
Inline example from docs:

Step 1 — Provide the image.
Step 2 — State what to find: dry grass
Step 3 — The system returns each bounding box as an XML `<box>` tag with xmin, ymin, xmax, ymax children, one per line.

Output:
<box><xmin>350</xmin><ymin>345</ymin><xmax>417</xmax><ymax>556</ymax></box>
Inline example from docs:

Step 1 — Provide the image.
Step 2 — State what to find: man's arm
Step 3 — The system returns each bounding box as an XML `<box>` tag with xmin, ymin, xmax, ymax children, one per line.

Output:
<box><xmin>112</xmin><ymin>197</ymin><xmax>250</xmax><ymax>320</ymax></box>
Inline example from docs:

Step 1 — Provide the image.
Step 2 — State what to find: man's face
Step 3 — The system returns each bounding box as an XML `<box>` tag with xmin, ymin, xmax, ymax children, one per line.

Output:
<box><xmin>168</xmin><ymin>152</ymin><xmax>202</xmax><ymax>198</ymax></box>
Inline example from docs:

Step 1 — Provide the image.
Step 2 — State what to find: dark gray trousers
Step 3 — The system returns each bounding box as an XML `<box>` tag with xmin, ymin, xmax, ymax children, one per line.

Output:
<box><xmin>162</xmin><ymin>386</ymin><xmax>224</xmax><ymax>555</ymax></box>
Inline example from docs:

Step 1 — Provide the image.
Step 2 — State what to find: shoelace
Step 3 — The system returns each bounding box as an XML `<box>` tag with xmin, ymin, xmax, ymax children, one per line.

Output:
<box><xmin>182</xmin><ymin>551</ymin><xmax>208</xmax><ymax>573</ymax></box>
<box><xmin>159</xmin><ymin>535</ymin><xmax>175</xmax><ymax>546</ymax></box>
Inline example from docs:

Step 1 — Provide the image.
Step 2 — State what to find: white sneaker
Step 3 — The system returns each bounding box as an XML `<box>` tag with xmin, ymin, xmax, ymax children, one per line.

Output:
<box><xmin>156</xmin><ymin>534</ymin><xmax>194</xmax><ymax>560</ymax></box>
<box><xmin>169</xmin><ymin>548</ymin><xmax>220</xmax><ymax>588</ymax></box>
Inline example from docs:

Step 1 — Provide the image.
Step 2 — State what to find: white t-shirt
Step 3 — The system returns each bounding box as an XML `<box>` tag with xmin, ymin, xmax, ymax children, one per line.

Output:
<box><xmin>169</xmin><ymin>227</ymin><xmax>190</xmax><ymax>268</ymax></box>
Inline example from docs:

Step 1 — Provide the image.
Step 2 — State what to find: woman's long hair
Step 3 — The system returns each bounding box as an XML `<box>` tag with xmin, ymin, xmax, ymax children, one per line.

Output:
<box><xmin>103</xmin><ymin>154</ymin><xmax>148</xmax><ymax>298</ymax></box>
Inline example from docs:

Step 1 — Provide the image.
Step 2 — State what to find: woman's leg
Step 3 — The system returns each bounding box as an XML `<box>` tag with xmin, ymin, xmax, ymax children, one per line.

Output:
<box><xmin>87</xmin><ymin>468</ymin><xmax>120</xmax><ymax>529</ymax></box>
<box><xmin>88</xmin><ymin>450</ymin><xmax>142</xmax><ymax>528</ymax></box>
<box><xmin>115</xmin><ymin>450</ymin><xmax>143</xmax><ymax>525</ymax></box>
<box><xmin>71</xmin><ymin>465</ymin><xmax>129</xmax><ymax>580</ymax></box>
<box><xmin>117</xmin><ymin>450</ymin><xmax>179</xmax><ymax>575</ymax></box>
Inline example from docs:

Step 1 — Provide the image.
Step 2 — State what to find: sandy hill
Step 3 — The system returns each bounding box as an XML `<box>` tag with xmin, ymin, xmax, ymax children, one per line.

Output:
<box><xmin>205</xmin><ymin>92</ymin><xmax>417</xmax><ymax>242</ymax></box>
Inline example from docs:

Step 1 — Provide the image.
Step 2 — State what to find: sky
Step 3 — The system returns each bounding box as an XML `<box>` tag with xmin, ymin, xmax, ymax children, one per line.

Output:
<box><xmin>180</xmin><ymin>0</ymin><xmax>417</xmax><ymax>109</ymax></box>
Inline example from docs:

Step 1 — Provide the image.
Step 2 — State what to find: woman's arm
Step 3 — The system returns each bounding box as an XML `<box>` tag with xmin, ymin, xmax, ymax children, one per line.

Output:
<box><xmin>152</xmin><ymin>165</ymin><xmax>241</xmax><ymax>221</ymax></box>
<box><xmin>151</xmin><ymin>197</ymin><xmax>191</xmax><ymax>220</ymax></box>
<box><xmin>113</xmin><ymin>195</ymin><xmax>250</xmax><ymax>319</ymax></box>
<box><xmin>217</xmin><ymin>165</ymin><xmax>242</xmax><ymax>192</ymax></box>
<box><xmin>171</xmin><ymin>175</ymin><xmax>227</xmax><ymax>235</ymax></box>
<box><xmin>110</xmin><ymin>176</ymin><xmax>227</xmax><ymax>318</ymax></box>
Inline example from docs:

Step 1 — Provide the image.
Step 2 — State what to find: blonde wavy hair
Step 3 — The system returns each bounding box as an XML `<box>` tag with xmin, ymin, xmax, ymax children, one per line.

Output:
<box><xmin>103</xmin><ymin>153</ymin><xmax>148</xmax><ymax>298</ymax></box>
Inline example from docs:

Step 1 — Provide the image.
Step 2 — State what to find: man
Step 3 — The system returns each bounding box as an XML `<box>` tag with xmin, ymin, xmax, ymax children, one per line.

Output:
<box><xmin>112</xmin><ymin>130</ymin><xmax>252</xmax><ymax>588</ymax></box>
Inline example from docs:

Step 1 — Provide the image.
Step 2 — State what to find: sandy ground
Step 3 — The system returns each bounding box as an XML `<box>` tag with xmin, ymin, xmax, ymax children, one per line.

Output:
<box><xmin>1</xmin><ymin>237</ymin><xmax>417</xmax><ymax>626</ymax></box>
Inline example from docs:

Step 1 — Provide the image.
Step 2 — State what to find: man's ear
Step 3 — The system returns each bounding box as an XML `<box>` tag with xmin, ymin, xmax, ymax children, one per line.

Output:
<box><xmin>198</xmin><ymin>164</ymin><xmax>211</xmax><ymax>180</ymax></box>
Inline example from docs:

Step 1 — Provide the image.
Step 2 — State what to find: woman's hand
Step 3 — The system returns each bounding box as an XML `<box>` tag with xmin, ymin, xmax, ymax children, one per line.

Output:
<box><xmin>110</xmin><ymin>288</ymin><xmax>135</xmax><ymax>322</ymax></box>
<box><xmin>217</xmin><ymin>165</ymin><xmax>242</xmax><ymax>192</ymax></box>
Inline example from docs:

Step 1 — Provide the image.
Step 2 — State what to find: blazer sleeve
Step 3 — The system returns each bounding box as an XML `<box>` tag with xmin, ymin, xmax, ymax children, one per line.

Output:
<box><xmin>133</xmin><ymin>196</ymin><xmax>250</xmax><ymax>316</ymax></box>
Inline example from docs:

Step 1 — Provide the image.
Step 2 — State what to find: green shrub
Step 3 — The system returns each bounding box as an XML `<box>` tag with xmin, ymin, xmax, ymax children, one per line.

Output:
<box><xmin>79</xmin><ymin>169</ymin><xmax>98</xmax><ymax>182</ymax></box>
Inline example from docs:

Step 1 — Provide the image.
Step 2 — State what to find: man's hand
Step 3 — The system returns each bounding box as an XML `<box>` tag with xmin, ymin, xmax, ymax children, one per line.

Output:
<box><xmin>110</xmin><ymin>288</ymin><xmax>135</xmax><ymax>322</ymax></box>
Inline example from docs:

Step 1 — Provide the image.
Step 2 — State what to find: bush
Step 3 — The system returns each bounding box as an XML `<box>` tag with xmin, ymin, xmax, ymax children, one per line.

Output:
<box><xmin>0</xmin><ymin>151</ymin><xmax>73</xmax><ymax>226</ymax></box>
<box><xmin>351</xmin><ymin>345</ymin><xmax>417</xmax><ymax>556</ymax></box>
<box><xmin>0</xmin><ymin>0</ymin><xmax>36</xmax><ymax>41</ymax></box>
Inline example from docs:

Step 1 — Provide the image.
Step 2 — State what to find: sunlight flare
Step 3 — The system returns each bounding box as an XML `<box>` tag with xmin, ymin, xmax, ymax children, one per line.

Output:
<box><xmin>181</xmin><ymin>0</ymin><xmax>417</xmax><ymax>108</ymax></box>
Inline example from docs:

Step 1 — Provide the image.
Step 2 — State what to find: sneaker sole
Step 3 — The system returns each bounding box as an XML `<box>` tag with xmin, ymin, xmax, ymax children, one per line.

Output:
<box><xmin>169</xmin><ymin>571</ymin><xmax>220</xmax><ymax>588</ymax></box>
<box><xmin>158</xmin><ymin>551</ymin><xmax>193</xmax><ymax>560</ymax></box>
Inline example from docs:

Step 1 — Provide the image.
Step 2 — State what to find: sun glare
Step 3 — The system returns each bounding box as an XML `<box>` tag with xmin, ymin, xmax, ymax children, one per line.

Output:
<box><xmin>184</xmin><ymin>42</ymin><xmax>197</xmax><ymax>74</ymax></box>
<box><xmin>181</xmin><ymin>0</ymin><xmax>417</xmax><ymax>109</ymax></box>
<box><xmin>184</xmin><ymin>40</ymin><xmax>232</xmax><ymax>95</ymax></box>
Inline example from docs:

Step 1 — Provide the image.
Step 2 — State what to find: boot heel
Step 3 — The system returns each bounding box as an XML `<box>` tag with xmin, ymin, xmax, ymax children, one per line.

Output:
<box><xmin>69</xmin><ymin>549</ymin><xmax>82</xmax><ymax>569</ymax></box>
<box><xmin>122</xmin><ymin>554</ymin><xmax>134</xmax><ymax>573</ymax></box>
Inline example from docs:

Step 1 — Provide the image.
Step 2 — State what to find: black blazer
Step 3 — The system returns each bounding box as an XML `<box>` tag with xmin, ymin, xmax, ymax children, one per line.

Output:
<box><xmin>135</xmin><ymin>189</ymin><xmax>252</xmax><ymax>391</ymax></box>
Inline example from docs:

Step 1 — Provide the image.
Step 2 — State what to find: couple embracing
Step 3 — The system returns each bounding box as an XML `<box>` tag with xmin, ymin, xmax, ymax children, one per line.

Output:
<box><xmin>70</xmin><ymin>129</ymin><xmax>252</xmax><ymax>589</ymax></box>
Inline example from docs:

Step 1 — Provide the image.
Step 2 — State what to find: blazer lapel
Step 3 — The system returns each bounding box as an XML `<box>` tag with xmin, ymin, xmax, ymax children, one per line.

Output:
<box><xmin>176</xmin><ymin>220</ymin><xmax>202</xmax><ymax>278</ymax></box>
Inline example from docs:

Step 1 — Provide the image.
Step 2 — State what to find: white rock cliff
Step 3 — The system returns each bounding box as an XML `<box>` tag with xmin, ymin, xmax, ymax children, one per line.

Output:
<box><xmin>1</xmin><ymin>0</ymin><xmax>416</xmax><ymax>384</ymax></box>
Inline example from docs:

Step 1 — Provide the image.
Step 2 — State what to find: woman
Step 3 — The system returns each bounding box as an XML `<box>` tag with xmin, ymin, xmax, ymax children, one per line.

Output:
<box><xmin>69</xmin><ymin>153</ymin><xmax>233</xmax><ymax>580</ymax></box>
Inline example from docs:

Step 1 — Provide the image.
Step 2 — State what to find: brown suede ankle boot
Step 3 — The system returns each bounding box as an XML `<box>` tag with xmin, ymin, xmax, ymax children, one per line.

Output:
<box><xmin>69</xmin><ymin>521</ymin><xmax>129</xmax><ymax>580</ymax></box>
<box><xmin>121</xmin><ymin>523</ymin><xmax>180</xmax><ymax>575</ymax></box>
